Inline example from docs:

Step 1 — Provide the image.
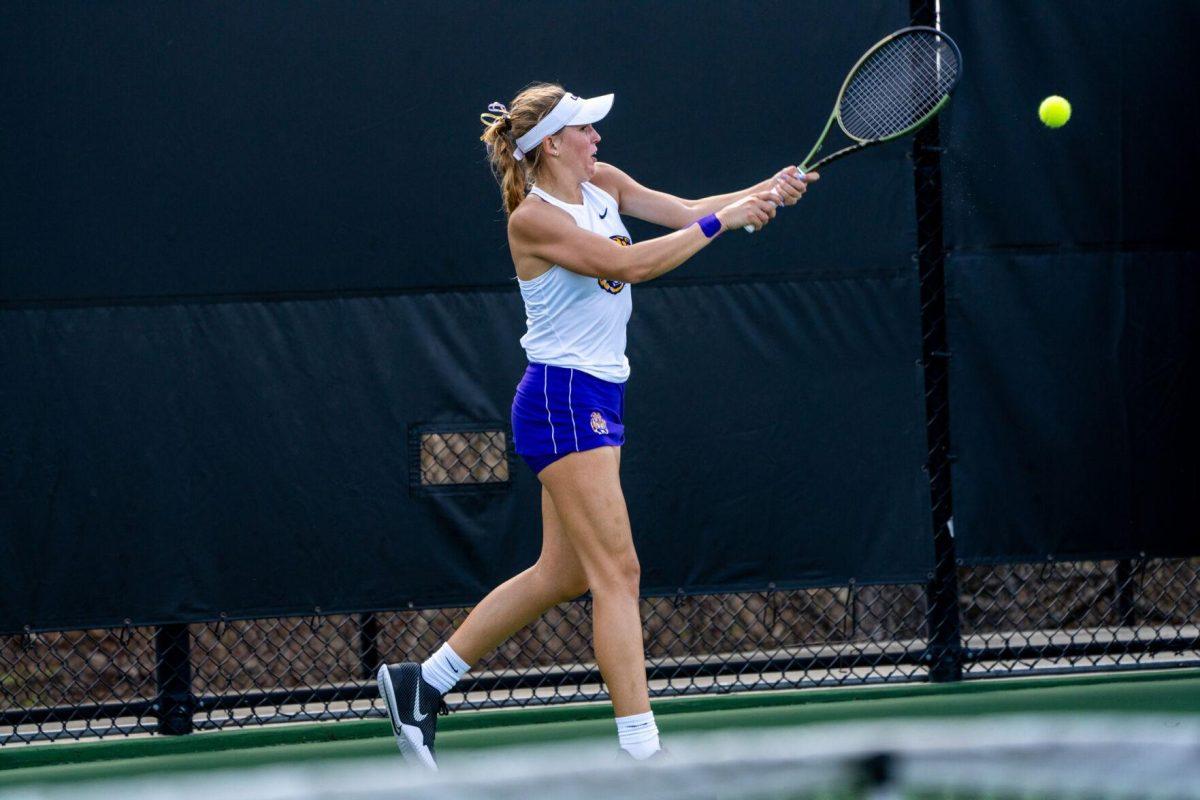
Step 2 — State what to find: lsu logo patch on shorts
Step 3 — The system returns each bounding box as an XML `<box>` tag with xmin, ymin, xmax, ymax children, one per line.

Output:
<box><xmin>598</xmin><ymin>235</ymin><xmax>632</xmax><ymax>294</ymax></box>
<box><xmin>590</xmin><ymin>411</ymin><xmax>609</xmax><ymax>435</ymax></box>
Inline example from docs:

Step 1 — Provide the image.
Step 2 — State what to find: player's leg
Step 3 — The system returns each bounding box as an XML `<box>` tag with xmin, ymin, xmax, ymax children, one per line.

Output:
<box><xmin>538</xmin><ymin>445</ymin><xmax>661</xmax><ymax>759</ymax></box>
<box><xmin>446</xmin><ymin>486</ymin><xmax>588</xmax><ymax>663</ymax></box>
<box><xmin>377</xmin><ymin>486</ymin><xmax>588</xmax><ymax>769</ymax></box>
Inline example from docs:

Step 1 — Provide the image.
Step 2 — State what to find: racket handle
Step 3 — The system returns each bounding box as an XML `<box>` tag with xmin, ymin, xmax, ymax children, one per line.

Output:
<box><xmin>742</xmin><ymin>168</ymin><xmax>807</xmax><ymax>233</ymax></box>
<box><xmin>743</xmin><ymin>190</ymin><xmax>782</xmax><ymax>234</ymax></box>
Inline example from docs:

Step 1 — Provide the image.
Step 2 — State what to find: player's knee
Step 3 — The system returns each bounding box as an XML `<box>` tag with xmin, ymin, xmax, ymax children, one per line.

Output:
<box><xmin>589</xmin><ymin>550</ymin><xmax>640</xmax><ymax>599</ymax></box>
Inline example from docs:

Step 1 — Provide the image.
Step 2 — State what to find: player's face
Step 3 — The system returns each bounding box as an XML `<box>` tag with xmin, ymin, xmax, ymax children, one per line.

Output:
<box><xmin>553</xmin><ymin>123</ymin><xmax>601</xmax><ymax>180</ymax></box>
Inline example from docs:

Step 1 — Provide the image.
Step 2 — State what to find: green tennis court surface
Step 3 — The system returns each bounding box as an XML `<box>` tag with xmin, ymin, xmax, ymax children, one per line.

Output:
<box><xmin>2</xmin><ymin>668</ymin><xmax>1198</xmax><ymax>795</ymax></box>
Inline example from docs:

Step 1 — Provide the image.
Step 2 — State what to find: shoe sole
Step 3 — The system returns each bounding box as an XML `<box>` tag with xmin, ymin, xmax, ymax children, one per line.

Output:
<box><xmin>376</xmin><ymin>664</ymin><xmax>438</xmax><ymax>771</ymax></box>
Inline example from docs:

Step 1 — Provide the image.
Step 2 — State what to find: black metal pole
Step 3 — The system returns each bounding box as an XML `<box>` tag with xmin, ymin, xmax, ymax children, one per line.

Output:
<box><xmin>358</xmin><ymin>612</ymin><xmax>381</xmax><ymax>680</ymax></box>
<box><xmin>912</xmin><ymin>0</ymin><xmax>964</xmax><ymax>683</ymax></box>
<box><xmin>1115</xmin><ymin>559</ymin><xmax>1138</xmax><ymax>627</ymax></box>
<box><xmin>154</xmin><ymin>623</ymin><xmax>195</xmax><ymax>735</ymax></box>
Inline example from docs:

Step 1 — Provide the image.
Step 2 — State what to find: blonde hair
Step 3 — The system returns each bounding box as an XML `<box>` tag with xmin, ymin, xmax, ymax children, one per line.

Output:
<box><xmin>479</xmin><ymin>82</ymin><xmax>566</xmax><ymax>215</ymax></box>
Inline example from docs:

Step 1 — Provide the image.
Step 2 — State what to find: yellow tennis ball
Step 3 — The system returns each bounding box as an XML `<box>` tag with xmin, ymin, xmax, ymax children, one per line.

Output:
<box><xmin>1039</xmin><ymin>95</ymin><xmax>1071</xmax><ymax>128</ymax></box>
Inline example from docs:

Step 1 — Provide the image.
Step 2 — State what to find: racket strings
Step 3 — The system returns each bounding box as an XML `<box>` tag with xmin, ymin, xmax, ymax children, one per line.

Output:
<box><xmin>839</xmin><ymin>32</ymin><xmax>959</xmax><ymax>141</ymax></box>
<box><xmin>844</xmin><ymin>36</ymin><xmax>947</xmax><ymax>135</ymax></box>
<box><xmin>844</xmin><ymin>37</ymin><xmax>948</xmax><ymax>136</ymax></box>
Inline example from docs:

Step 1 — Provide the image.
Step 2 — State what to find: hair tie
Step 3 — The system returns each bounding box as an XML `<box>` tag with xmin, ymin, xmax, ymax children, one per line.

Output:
<box><xmin>480</xmin><ymin>101</ymin><xmax>523</xmax><ymax>159</ymax></box>
<box><xmin>480</xmin><ymin>101</ymin><xmax>512</xmax><ymax>130</ymax></box>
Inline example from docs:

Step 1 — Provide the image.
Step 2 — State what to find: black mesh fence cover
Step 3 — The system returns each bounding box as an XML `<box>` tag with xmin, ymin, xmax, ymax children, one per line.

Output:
<box><xmin>2</xmin><ymin>2</ymin><xmax>944</xmax><ymax>636</ymax></box>
<box><xmin>938</xmin><ymin>0</ymin><xmax>1200</xmax><ymax>564</ymax></box>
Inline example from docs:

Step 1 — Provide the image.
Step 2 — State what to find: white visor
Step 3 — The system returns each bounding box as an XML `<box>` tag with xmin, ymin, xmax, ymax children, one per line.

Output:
<box><xmin>513</xmin><ymin>92</ymin><xmax>613</xmax><ymax>160</ymax></box>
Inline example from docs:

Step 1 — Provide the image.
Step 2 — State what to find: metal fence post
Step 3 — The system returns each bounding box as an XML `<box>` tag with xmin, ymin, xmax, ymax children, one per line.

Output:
<box><xmin>358</xmin><ymin>612</ymin><xmax>381</xmax><ymax>681</ymax></box>
<box><xmin>925</xmin><ymin>516</ymin><xmax>963</xmax><ymax>681</ymax></box>
<box><xmin>1115</xmin><ymin>559</ymin><xmax>1138</xmax><ymax>627</ymax></box>
<box><xmin>912</xmin><ymin>0</ymin><xmax>964</xmax><ymax>683</ymax></box>
<box><xmin>154</xmin><ymin>623</ymin><xmax>194</xmax><ymax>735</ymax></box>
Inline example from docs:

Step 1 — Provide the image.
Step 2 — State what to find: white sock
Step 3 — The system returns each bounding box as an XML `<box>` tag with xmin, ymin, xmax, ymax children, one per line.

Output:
<box><xmin>616</xmin><ymin>710</ymin><xmax>661</xmax><ymax>759</ymax></box>
<box><xmin>420</xmin><ymin>642</ymin><xmax>471</xmax><ymax>695</ymax></box>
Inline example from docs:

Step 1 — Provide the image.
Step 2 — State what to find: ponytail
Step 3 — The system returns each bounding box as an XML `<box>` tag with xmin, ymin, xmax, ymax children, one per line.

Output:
<box><xmin>479</xmin><ymin>83</ymin><xmax>565</xmax><ymax>215</ymax></box>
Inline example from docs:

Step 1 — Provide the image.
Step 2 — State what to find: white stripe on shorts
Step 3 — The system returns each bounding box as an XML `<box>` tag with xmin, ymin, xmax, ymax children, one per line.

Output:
<box><xmin>544</xmin><ymin>367</ymin><xmax>557</xmax><ymax>454</ymax></box>
<box><xmin>568</xmin><ymin>369</ymin><xmax>579</xmax><ymax>451</ymax></box>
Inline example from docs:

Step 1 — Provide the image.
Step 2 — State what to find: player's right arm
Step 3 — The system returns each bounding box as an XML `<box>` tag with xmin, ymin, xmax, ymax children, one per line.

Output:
<box><xmin>508</xmin><ymin>193</ymin><xmax>777</xmax><ymax>285</ymax></box>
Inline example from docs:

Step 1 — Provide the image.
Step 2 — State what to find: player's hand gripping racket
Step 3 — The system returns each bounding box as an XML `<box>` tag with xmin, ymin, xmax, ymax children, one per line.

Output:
<box><xmin>745</xmin><ymin>25</ymin><xmax>962</xmax><ymax>232</ymax></box>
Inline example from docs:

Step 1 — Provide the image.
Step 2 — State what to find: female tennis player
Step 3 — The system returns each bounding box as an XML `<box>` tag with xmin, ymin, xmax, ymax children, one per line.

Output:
<box><xmin>378</xmin><ymin>82</ymin><xmax>817</xmax><ymax>770</ymax></box>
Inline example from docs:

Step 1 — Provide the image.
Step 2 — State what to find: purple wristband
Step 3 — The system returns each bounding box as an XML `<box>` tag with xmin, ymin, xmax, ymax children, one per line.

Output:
<box><xmin>695</xmin><ymin>213</ymin><xmax>722</xmax><ymax>239</ymax></box>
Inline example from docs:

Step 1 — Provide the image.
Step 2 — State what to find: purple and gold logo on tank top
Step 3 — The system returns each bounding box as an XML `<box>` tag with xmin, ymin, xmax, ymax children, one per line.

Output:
<box><xmin>590</xmin><ymin>411</ymin><xmax>609</xmax><ymax>435</ymax></box>
<box><xmin>598</xmin><ymin>235</ymin><xmax>632</xmax><ymax>294</ymax></box>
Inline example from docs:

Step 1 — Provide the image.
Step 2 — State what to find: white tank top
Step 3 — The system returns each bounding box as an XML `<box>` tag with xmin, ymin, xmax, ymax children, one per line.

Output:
<box><xmin>517</xmin><ymin>182</ymin><xmax>634</xmax><ymax>383</ymax></box>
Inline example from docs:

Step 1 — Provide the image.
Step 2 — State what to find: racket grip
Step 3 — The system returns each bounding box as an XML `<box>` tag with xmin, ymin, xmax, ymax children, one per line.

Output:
<box><xmin>742</xmin><ymin>168</ymin><xmax>807</xmax><ymax>233</ymax></box>
<box><xmin>744</xmin><ymin>200</ymin><xmax>780</xmax><ymax>234</ymax></box>
<box><xmin>743</xmin><ymin>193</ymin><xmax>781</xmax><ymax>234</ymax></box>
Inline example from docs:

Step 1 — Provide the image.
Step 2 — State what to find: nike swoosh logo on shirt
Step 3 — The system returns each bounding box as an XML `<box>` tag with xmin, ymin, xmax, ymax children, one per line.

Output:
<box><xmin>599</xmin><ymin>208</ymin><xmax>609</xmax><ymax>219</ymax></box>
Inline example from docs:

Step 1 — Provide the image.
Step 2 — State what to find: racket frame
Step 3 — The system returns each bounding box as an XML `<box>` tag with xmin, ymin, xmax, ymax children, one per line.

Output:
<box><xmin>743</xmin><ymin>25</ymin><xmax>961</xmax><ymax>233</ymax></box>
<box><xmin>798</xmin><ymin>25</ymin><xmax>962</xmax><ymax>174</ymax></box>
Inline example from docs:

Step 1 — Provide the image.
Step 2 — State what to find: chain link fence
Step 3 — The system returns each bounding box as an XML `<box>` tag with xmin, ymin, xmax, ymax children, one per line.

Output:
<box><xmin>3</xmin><ymin>560</ymin><xmax>1197</xmax><ymax>744</ymax></box>
<box><xmin>5</xmin><ymin>1</ymin><xmax>1196</xmax><ymax>747</ymax></box>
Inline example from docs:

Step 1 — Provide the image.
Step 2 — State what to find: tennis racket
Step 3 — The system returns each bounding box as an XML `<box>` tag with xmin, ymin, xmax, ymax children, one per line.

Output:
<box><xmin>745</xmin><ymin>25</ymin><xmax>962</xmax><ymax>232</ymax></box>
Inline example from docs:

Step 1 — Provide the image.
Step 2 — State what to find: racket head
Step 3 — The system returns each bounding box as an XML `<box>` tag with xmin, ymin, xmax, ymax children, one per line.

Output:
<box><xmin>834</xmin><ymin>26</ymin><xmax>962</xmax><ymax>144</ymax></box>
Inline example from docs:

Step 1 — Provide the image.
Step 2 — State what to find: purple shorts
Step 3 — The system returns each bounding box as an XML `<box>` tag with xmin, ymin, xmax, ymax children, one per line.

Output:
<box><xmin>511</xmin><ymin>363</ymin><xmax>626</xmax><ymax>475</ymax></box>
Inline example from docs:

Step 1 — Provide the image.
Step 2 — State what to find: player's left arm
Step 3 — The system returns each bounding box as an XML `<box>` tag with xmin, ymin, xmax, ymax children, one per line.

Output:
<box><xmin>594</xmin><ymin>162</ymin><xmax>813</xmax><ymax>230</ymax></box>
